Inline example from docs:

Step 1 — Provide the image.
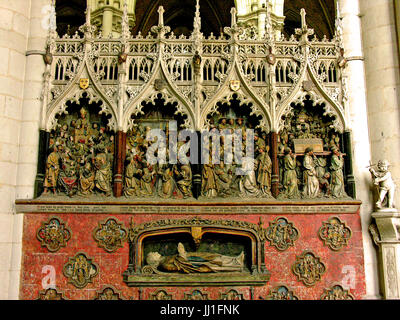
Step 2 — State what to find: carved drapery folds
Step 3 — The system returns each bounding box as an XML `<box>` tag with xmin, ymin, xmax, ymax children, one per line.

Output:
<box><xmin>39</xmin><ymin>4</ymin><xmax>352</xmax><ymax>201</ymax></box>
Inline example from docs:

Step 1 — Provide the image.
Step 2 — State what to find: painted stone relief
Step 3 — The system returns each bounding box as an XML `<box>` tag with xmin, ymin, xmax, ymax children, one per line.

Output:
<box><xmin>201</xmin><ymin>97</ymin><xmax>272</xmax><ymax>199</ymax></box>
<box><xmin>150</xmin><ymin>290</ymin><xmax>172</xmax><ymax>300</ymax></box>
<box><xmin>63</xmin><ymin>252</ymin><xmax>99</xmax><ymax>288</ymax></box>
<box><xmin>278</xmin><ymin>101</ymin><xmax>349</xmax><ymax>200</ymax></box>
<box><xmin>36</xmin><ymin>288</ymin><xmax>67</xmax><ymax>300</ymax></box>
<box><xmin>292</xmin><ymin>251</ymin><xmax>326</xmax><ymax>287</ymax></box>
<box><xmin>265</xmin><ymin>285</ymin><xmax>299</xmax><ymax>300</ymax></box>
<box><xmin>145</xmin><ymin>242</ymin><xmax>245</xmax><ymax>274</ymax></box>
<box><xmin>124</xmin><ymin>98</ymin><xmax>193</xmax><ymax>199</ymax></box>
<box><xmin>94</xmin><ymin>286</ymin><xmax>125</xmax><ymax>300</ymax></box>
<box><xmin>44</xmin><ymin>101</ymin><xmax>114</xmax><ymax>197</ymax></box>
<box><xmin>265</xmin><ymin>217</ymin><xmax>299</xmax><ymax>251</ymax></box>
<box><xmin>320</xmin><ymin>285</ymin><xmax>354</xmax><ymax>300</ymax></box>
<box><xmin>36</xmin><ymin>216</ymin><xmax>71</xmax><ymax>252</ymax></box>
<box><xmin>93</xmin><ymin>217</ymin><xmax>128</xmax><ymax>253</ymax></box>
<box><xmin>318</xmin><ymin>217</ymin><xmax>351</xmax><ymax>251</ymax></box>
<box><xmin>184</xmin><ymin>289</ymin><xmax>208</xmax><ymax>300</ymax></box>
<box><xmin>221</xmin><ymin>289</ymin><xmax>244</xmax><ymax>300</ymax></box>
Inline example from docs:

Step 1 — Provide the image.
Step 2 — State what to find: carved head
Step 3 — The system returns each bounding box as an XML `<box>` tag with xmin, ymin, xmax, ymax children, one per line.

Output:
<box><xmin>146</xmin><ymin>252</ymin><xmax>162</xmax><ymax>267</ymax></box>
<box><xmin>378</xmin><ymin>160</ymin><xmax>389</xmax><ymax>172</ymax></box>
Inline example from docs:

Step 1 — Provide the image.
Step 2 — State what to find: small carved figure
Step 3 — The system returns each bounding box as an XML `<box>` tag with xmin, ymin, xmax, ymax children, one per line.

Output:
<box><xmin>239</xmin><ymin>157</ymin><xmax>262</xmax><ymax>198</ymax></box>
<box><xmin>146</xmin><ymin>242</ymin><xmax>245</xmax><ymax>273</ymax></box>
<box><xmin>302</xmin><ymin>147</ymin><xmax>320</xmax><ymax>198</ymax></box>
<box><xmin>175</xmin><ymin>163</ymin><xmax>193</xmax><ymax>198</ymax></box>
<box><xmin>44</xmin><ymin>145</ymin><xmax>60</xmax><ymax>194</ymax></box>
<box><xmin>78</xmin><ymin>160</ymin><xmax>95</xmax><ymax>195</ymax></box>
<box><xmin>369</xmin><ymin>160</ymin><xmax>396</xmax><ymax>209</ymax></box>
<box><xmin>280</xmin><ymin>147</ymin><xmax>300</xmax><ymax>199</ymax></box>
<box><xmin>256</xmin><ymin>146</ymin><xmax>272</xmax><ymax>197</ymax></box>
<box><xmin>159</xmin><ymin>165</ymin><xmax>176</xmax><ymax>198</ymax></box>
<box><xmin>330</xmin><ymin>146</ymin><xmax>347</xmax><ymax>198</ymax></box>
<box><xmin>124</xmin><ymin>156</ymin><xmax>142</xmax><ymax>197</ymax></box>
<box><xmin>202</xmin><ymin>163</ymin><xmax>218</xmax><ymax>198</ymax></box>
<box><xmin>94</xmin><ymin>152</ymin><xmax>112</xmax><ymax>196</ymax></box>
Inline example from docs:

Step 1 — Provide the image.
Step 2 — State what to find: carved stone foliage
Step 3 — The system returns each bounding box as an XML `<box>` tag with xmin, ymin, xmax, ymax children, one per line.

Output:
<box><xmin>320</xmin><ymin>285</ymin><xmax>354</xmax><ymax>300</ymax></box>
<box><xmin>94</xmin><ymin>286</ymin><xmax>125</xmax><ymax>300</ymax></box>
<box><xmin>93</xmin><ymin>217</ymin><xmax>128</xmax><ymax>253</ymax></box>
<box><xmin>184</xmin><ymin>289</ymin><xmax>209</xmax><ymax>300</ymax></box>
<box><xmin>221</xmin><ymin>289</ymin><xmax>244</xmax><ymax>300</ymax></box>
<box><xmin>265</xmin><ymin>285</ymin><xmax>299</xmax><ymax>300</ymax></box>
<box><xmin>265</xmin><ymin>217</ymin><xmax>299</xmax><ymax>251</ymax></box>
<box><xmin>318</xmin><ymin>217</ymin><xmax>351</xmax><ymax>251</ymax></box>
<box><xmin>292</xmin><ymin>251</ymin><xmax>326</xmax><ymax>287</ymax></box>
<box><xmin>45</xmin><ymin>101</ymin><xmax>115</xmax><ymax>198</ymax></box>
<box><xmin>150</xmin><ymin>290</ymin><xmax>172</xmax><ymax>300</ymax></box>
<box><xmin>36</xmin><ymin>288</ymin><xmax>67</xmax><ymax>300</ymax></box>
<box><xmin>36</xmin><ymin>216</ymin><xmax>71</xmax><ymax>252</ymax></box>
<box><xmin>63</xmin><ymin>252</ymin><xmax>99</xmax><ymax>288</ymax></box>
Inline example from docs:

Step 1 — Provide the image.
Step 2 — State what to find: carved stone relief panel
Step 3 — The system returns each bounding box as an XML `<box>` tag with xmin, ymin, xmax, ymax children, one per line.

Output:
<box><xmin>125</xmin><ymin>94</ymin><xmax>193</xmax><ymax>200</ymax></box>
<box><xmin>320</xmin><ymin>285</ymin><xmax>354</xmax><ymax>300</ymax></box>
<box><xmin>278</xmin><ymin>97</ymin><xmax>348</xmax><ymax>200</ymax></box>
<box><xmin>292</xmin><ymin>251</ymin><xmax>326</xmax><ymax>287</ymax></box>
<box><xmin>36</xmin><ymin>288</ymin><xmax>67</xmax><ymax>300</ymax></box>
<box><xmin>202</xmin><ymin>95</ymin><xmax>272</xmax><ymax>200</ymax></box>
<box><xmin>220</xmin><ymin>289</ymin><xmax>244</xmax><ymax>300</ymax></box>
<box><xmin>63</xmin><ymin>252</ymin><xmax>99</xmax><ymax>288</ymax></box>
<box><xmin>44</xmin><ymin>97</ymin><xmax>115</xmax><ymax>198</ymax></box>
<box><xmin>265</xmin><ymin>285</ymin><xmax>299</xmax><ymax>300</ymax></box>
<box><xmin>318</xmin><ymin>216</ymin><xmax>351</xmax><ymax>251</ymax></box>
<box><xmin>36</xmin><ymin>216</ymin><xmax>71</xmax><ymax>252</ymax></box>
<box><xmin>150</xmin><ymin>290</ymin><xmax>173</xmax><ymax>300</ymax></box>
<box><xmin>265</xmin><ymin>217</ymin><xmax>299</xmax><ymax>251</ymax></box>
<box><xmin>93</xmin><ymin>217</ymin><xmax>128</xmax><ymax>253</ymax></box>
<box><xmin>184</xmin><ymin>289</ymin><xmax>209</xmax><ymax>300</ymax></box>
<box><xmin>94</xmin><ymin>286</ymin><xmax>126</xmax><ymax>300</ymax></box>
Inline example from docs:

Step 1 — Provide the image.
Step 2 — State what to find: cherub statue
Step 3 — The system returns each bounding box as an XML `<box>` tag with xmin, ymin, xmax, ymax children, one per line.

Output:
<box><xmin>369</xmin><ymin>160</ymin><xmax>396</xmax><ymax>210</ymax></box>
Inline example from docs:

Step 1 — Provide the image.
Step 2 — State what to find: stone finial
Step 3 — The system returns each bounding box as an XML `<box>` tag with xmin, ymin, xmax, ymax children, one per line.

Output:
<box><xmin>231</xmin><ymin>7</ymin><xmax>237</xmax><ymax>27</ymax></box>
<box><xmin>193</xmin><ymin>0</ymin><xmax>201</xmax><ymax>32</ymax></box>
<box><xmin>295</xmin><ymin>8</ymin><xmax>314</xmax><ymax>42</ymax></box>
<box><xmin>158</xmin><ymin>6</ymin><xmax>165</xmax><ymax>26</ymax></box>
<box><xmin>121</xmin><ymin>0</ymin><xmax>130</xmax><ymax>40</ymax></box>
<box><xmin>300</xmin><ymin>8</ymin><xmax>307</xmax><ymax>30</ymax></box>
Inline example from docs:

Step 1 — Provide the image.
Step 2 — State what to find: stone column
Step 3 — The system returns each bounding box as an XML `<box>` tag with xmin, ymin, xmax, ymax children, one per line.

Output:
<box><xmin>338</xmin><ymin>0</ymin><xmax>378</xmax><ymax>298</ymax></box>
<box><xmin>12</xmin><ymin>0</ymin><xmax>52</xmax><ymax>300</ymax></box>
<box><xmin>0</xmin><ymin>0</ymin><xmax>35</xmax><ymax>299</ymax></box>
<box><xmin>102</xmin><ymin>7</ymin><xmax>114</xmax><ymax>37</ymax></box>
<box><xmin>359</xmin><ymin>0</ymin><xmax>400</xmax><ymax>210</ymax></box>
<box><xmin>270</xmin><ymin>132</ymin><xmax>279</xmax><ymax>198</ymax></box>
<box><xmin>371</xmin><ymin>211</ymin><xmax>400</xmax><ymax>299</ymax></box>
<box><xmin>113</xmin><ymin>131</ymin><xmax>126</xmax><ymax>197</ymax></box>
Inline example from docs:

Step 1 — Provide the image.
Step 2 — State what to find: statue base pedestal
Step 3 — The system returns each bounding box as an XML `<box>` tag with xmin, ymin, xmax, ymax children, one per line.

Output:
<box><xmin>372</xmin><ymin>210</ymin><xmax>400</xmax><ymax>299</ymax></box>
